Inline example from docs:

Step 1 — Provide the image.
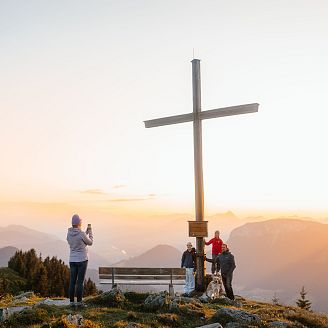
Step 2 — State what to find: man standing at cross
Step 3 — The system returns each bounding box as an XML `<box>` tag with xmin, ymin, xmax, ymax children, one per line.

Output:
<box><xmin>206</xmin><ymin>243</ymin><xmax>236</xmax><ymax>300</ymax></box>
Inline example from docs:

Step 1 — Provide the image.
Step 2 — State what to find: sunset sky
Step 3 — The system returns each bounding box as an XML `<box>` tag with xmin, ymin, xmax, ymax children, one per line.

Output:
<box><xmin>1</xmin><ymin>0</ymin><xmax>328</xmax><ymax>232</ymax></box>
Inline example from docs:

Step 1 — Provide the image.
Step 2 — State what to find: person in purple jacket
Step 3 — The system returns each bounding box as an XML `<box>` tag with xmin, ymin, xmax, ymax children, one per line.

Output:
<box><xmin>67</xmin><ymin>214</ymin><xmax>93</xmax><ymax>307</ymax></box>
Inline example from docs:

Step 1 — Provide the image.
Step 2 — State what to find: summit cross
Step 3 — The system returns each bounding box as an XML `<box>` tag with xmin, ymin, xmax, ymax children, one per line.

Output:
<box><xmin>144</xmin><ymin>59</ymin><xmax>259</xmax><ymax>291</ymax></box>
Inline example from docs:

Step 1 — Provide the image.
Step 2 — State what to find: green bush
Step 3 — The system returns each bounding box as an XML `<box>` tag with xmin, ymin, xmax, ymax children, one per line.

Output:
<box><xmin>124</xmin><ymin>292</ymin><xmax>150</xmax><ymax>304</ymax></box>
<box><xmin>5</xmin><ymin>308</ymin><xmax>50</xmax><ymax>326</ymax></box>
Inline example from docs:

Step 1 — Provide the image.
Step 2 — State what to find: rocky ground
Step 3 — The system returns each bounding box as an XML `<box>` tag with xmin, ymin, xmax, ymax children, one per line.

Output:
<box><xmin>1</xmin><ymin>287</ymin><xmax>328</xmax><ymax>327</ymax></box>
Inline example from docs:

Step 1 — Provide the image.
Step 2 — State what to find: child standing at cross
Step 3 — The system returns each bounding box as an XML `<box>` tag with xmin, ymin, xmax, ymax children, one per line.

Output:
<box><xmin>205</xmin><ymin>230</ymin><xmax>223</xmax><ymax>274</ymax></box>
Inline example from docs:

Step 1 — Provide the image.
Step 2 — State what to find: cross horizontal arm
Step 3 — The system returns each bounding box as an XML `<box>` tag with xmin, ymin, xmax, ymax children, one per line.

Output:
<box><xmin>200</xmin><ymin>103</ymin><xmax>259</xmax><ymax>121</ymax></box>
<box><xmin>144</xmin><ymin>112</ymin><xmax>194</xmax><ymax>128</ymax></box>
<box><xmin>144</xmin><ymin>103</ymin><xmax>259</xmax><ymax>128</ymax></box>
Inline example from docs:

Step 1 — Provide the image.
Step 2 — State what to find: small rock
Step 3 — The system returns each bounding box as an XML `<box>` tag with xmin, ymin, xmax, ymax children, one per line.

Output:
<box><xmin>268</xmin><ymin>321</ymin><xmax>289</xmax><ymax>328</ymax></box>
<box><xmin>213</xmin><ymin>308</ymin><xmax>261</xmax><ymax>325</ymax></box>
<box><xmin>225</xmin><ymin>323</ymin><xmax>248</xmax><ymax>328</ymax></box>
<box><xmin>13</xmin><ymin>291</ymin><xmax>34</xmax><ymax>300</ymax></box>
<box><xmin>36</xmin><ymin>298</ymin><xmax>70</xmax><ymax>306</ymax></box>
<box><xmin>63</xmin><ymin>314</ymin><xmax>84</xmax><ymax>327</ymax></box>
<box><xmin>195</xmin><ymin>323</ymin><xmax>223</xmax><ymax>328</ymax></box>
<box><xmin>12</xmin><ymin>296</ymin><xmax>29</xmax><ymax>304</ymax></box>
<box><xmin>124</xmin><ymin>323</ymin><xmax>144</xmax><ymax>328</ymax></box>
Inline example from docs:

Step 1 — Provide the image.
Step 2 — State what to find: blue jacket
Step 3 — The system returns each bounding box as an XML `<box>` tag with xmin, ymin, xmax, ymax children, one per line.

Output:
<box><xmin>207</xmin><ymin>251</ymin><xmax>236</xmax><ymax>275</ymax></box>
<box><xmin>181</xmin><ymin>249</ymin><xmax>196</xmax><ymax>268</ymax></box>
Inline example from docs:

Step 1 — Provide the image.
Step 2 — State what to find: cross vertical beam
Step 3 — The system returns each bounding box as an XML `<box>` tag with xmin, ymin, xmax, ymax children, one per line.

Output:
<box><xmin>192</xmin><ymin>59</ymin><xmax>206</xmax><ymax>291</ymax></box>
<box><xmin>143</xmin><ymin>59</ymin><xmax>259</xmax><ymax>293</ymax></box>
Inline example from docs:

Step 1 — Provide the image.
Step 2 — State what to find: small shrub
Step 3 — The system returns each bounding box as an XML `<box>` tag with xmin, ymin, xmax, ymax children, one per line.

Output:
<box><xmin>124</xmin><ymin>292</ymin><xmax>150</xmax><ymax>304</ymax></box>
<box><xmin>157</xmin><ymin>313</ymin><xmax>179</xmax><ymax>327</ymax></box>
<box><xmin>127</xmin><ymin>311</ymin><xmax>138</xmax><ymax>320</ymax></box>
<box><xmin>7</xmin><ymin>307</ymin><xmax>50</xmax><ymax>326</ymax></box>
<box><xmin>86</xmin><ymin>287</ymin><xmax>126</xmax><ymax>308</ymax></box>
<box><xmin>171</xmin><ymin>303</ymin><xmax>205</xmax><ymax>317</ymax></box>
<box><xmin>286</xmin><ymin>312</ymin><xmax>328</xmax><ymax>328</ymax></box>
<box><xmin>42</xmin><ymin>317</ymin><xmax>101</xmax><ymax>328</ymax></box>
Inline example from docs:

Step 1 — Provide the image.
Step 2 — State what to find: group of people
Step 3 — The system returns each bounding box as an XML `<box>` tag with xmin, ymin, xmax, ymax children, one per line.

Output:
<box><xmin>66</xmin><ymin>214</ymin><xmax>236</xmax><ymax>306</ymax></box>
<box><xmin>181</xmin><ymin>230</ymin><xmax>236</xmax><ymax>300</ymax></box>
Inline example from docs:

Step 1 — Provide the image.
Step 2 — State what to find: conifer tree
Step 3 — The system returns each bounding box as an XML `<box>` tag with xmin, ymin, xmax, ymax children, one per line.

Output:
<box><xmin>8</xmin><ymin>249</ymin><xmax>96</xmax><ymax>298</ymax></box>
<box><xmin>272</xmin><ymin>292</ymin><xmax>280</xmax><ymax>305</ymax></box>
<box><xmin>83</xmin><ymin>278</ymin><xmax>98</xmax><ymax>296</ymax></box>
<box><xmin>296</xmin><ymin>286</ymin><xmax>312</xmax><ymax>311</ymax></box>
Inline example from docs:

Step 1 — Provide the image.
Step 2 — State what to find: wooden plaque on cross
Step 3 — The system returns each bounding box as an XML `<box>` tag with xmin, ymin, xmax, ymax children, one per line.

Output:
<box><xmin>188</xmin><ymin>221</ymin><xmax>208</xmax><ymax>237</ymax></box>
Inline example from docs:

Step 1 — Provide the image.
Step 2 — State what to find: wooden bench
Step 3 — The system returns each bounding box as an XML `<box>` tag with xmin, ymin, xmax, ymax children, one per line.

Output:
<box><xmin>99</xmin><ymin>267</ymin><xmax>186</xmax><ymax>294</ymax></box>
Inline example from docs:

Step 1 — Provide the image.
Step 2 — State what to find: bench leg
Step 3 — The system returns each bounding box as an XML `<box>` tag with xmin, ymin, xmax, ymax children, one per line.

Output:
<box><xmin>169</xmin><ymin>284</ymin><xmax>174</xmax><ymax>297</ymax></box>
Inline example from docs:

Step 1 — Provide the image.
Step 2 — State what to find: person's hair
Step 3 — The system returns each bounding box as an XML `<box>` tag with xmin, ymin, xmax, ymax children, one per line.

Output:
<box><xmin>222</xmin><ymin>243</ymin><xmax>229</xmax><ymax>251</ymax></box>
<box><xmin>215</xmin><ymin>230</ymin><xmax>220</xmax><ymax>235</ymax></box>
<box><xmin>187</xmin><ymin>242</ymin><xmax>192</xmax><ymax>246</ymax></box>
<box><xmin>72</xmin><ymin>224</ymin><xmax>79</xmax><ymax>228</ymax></box>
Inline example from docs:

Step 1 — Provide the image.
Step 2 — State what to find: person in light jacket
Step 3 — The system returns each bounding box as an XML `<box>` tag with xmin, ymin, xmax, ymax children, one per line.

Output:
<box><xmin>181</xmin><ymin>242</ymin><xmax>196</xmax><ymax>296</ymax></box>
<box><xmin>67</xmin><ymin>214</ymin><xmax>93</xmax><ymax>306</ymax></box>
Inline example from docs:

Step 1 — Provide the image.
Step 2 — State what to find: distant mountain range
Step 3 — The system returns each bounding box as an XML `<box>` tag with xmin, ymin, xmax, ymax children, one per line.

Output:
<box><xmin>227</xmin><ymin>218</ymin><xmax>328</xmax><ymax>312</ymax></box>
<box><xmin>0</xmin><ymin>246</ymin><xmax>18</xmax><ymax>267</ymax></box>
<box><xmin>0</xmin><ymin>225</ymin><xmax>110</xmax><ymax>269</ymax></box>
<box><xmin>1</xmin><ymin>218</ymin><xmax>327</xmax><ymax>312</ymax></box>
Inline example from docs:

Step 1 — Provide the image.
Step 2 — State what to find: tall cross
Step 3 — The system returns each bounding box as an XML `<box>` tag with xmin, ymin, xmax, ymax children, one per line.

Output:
<box><xmin>144</xmin><ymin>59</ymin><xmax>259</xmax><ymax>291</ymax></box>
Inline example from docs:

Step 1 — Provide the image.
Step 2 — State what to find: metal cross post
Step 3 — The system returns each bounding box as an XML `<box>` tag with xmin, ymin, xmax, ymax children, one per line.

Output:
<box><xmin>144</xmin><ymin>59</ymin><xmax>259</xmax><ymax>291</ymax></box>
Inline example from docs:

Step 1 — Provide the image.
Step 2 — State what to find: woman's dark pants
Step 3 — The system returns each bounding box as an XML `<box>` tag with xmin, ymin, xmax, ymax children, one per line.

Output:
<box><xmin>69</xmin><ymin>260</ymin><xmax>88</xmax><ymax>302</ymax></box>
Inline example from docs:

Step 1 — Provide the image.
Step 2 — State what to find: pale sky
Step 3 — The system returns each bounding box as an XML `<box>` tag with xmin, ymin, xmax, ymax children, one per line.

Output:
<box><xmin>1</xmin><ymin>0</ymin><xmax>328</xmax><ymax>223</ymax></box>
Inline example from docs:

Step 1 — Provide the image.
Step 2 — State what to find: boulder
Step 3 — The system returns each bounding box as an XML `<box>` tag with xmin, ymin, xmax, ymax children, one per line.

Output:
<box><xmin>144</xmin><ymin>292</ymin><xmax>171</xmax><ymax>310</ymax></box>
<box><xmin>199</xmin><ymin>293</ymin><xmax>210</xmax><ymax>303</ymax></box>
<box><xmin>86</xmin><ymin>286</ymin><xmax>126</xmax><ymax>307</ymax></box>
<box><xmin>0</xmin><ymin>306</ymin><xmax>30</xmax><ymax>322</ymax></box>
<box><xmin>213</xmin><ymin>308</ymin><xmax>261</xmax><ymax>325</ymax></box>
<box><xmin>144</xmin><ymin>293</ymin><xmax>205</xmax><ymax>316</ymax></box>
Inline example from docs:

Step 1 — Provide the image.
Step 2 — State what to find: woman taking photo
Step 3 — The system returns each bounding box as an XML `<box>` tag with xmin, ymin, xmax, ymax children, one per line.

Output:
<box><xmin>66</xmin><ymin>214</ymin><xmax>93</xmax><ymax>307</ymax></box>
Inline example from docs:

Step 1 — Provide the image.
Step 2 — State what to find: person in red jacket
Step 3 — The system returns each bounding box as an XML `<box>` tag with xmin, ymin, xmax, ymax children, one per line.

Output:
<box><xmin>205</xmin><ymin>230</ymin><xmax>223</xmax><ymax>274</ymax></box>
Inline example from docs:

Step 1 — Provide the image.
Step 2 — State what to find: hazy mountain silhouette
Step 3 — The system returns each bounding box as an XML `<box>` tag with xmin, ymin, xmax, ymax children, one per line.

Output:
<box><xmin>115</xmin><ymin>244</ymin><xmax>182</xmax><ymax>267</ymax></box>
<box><xmin>0</xmin><ymin>225</ymin><xmax>110</xmax><ymax>269</ymax></box>
<box><xmin>227</xmin><ymin>219</ymin><xmax>328</xmax><ymax>312</ymax></box>
<box><xmin>0</xmin><ymin>246</ymin><xmax>19</xmax><ymax>267</ymax></box>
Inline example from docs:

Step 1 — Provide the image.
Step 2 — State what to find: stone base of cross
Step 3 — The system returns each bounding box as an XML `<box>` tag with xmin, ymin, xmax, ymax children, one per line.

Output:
<box><xmin>144</xmin><ymin>59</ymin><xmax>258</xmax><ymax>291</ymax></box>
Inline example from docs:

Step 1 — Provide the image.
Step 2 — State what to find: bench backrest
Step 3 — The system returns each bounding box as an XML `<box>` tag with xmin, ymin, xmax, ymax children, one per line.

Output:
<box><xmin>99</xmin><ymin>267</ymin><xmax>186</xmax><ymax>285</ymax></box>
